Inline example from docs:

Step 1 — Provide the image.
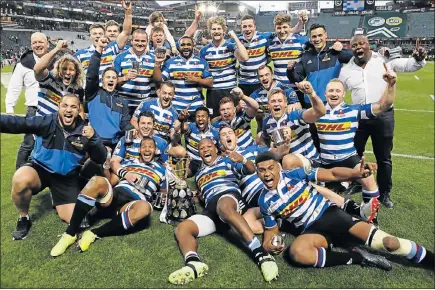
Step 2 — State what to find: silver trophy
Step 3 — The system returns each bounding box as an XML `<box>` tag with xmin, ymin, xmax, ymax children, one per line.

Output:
<box><xmin>272</xmin><ymin>128</ymin><xmax>290</xmax><ymax>147</ymax></box>
<box><xmin>125</xmin><ymin>129</ymin><xmax>135</xmax><ymax>144</ymax></box>
<box><xmin>155</xmin><ymin>46</ymin><xmax>167</xmax><ymax>59</ymax></box>
<box><xmin>135</xmin><ymin>176</ymin><xmax>149</xmax><ymax>194</ymax></box>
<box><xmin>160</xmin><ymin>156</ymin><xmax>196</xmax><ymax>224</ymax></box>
<box><xmin>271</xmin><ymin>234</ymin><xmax>285</xmax><ymax>247</ymax></box>
<box><xmin>132</xmin><ymin>61</ymin><xmax>140</xmax><ymax>72</ymax></box>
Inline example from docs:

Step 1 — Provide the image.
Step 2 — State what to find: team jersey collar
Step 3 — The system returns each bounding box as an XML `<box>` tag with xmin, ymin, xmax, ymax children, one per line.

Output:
<box><xmin>273</xmin><ymin>111</ymin><xmax>288</xmax><ymax>125</ymax></box>
<box><xmin>277</xmin><ymin>33</ymin><xmax>294</xmax><ymax>45</ymax></box>
<box><xmin>156</xmin><ymin>98</ymin><xmax>173</xmax><ymax>110</ymax></box>
<box><xmin>243</xmin><ymin>30</ymin><xmax>258</xmax><ymax>44</ymax></box>
<box><xmin>195</xmin><ymin>123</ymin><xmax>210</xmax><ymax>133</ymax></box>
<box><xmin>128</xmin><ymin>47</ymin><xmax>148</xmax><ymax>61</ymax></box>
<box><xmin>265</xmin><ymin>80</ymin><xmax>279</xmax><ymax>92</ymax></box>
<box><xmin>211</xmin><ymin>38</ymin><xmax>226</xmax><ymax>48</ymax></box>
<box><xmin>326</xmin><ymin>101</ymin><xmax>345</xmax><ymax>113</ymax></box>
<box><xmin>269</xmin><ymin>170</ymin><xmax>286</xmax><ymax>200</ymax></box>
<box><xmin>179</xmin><ymin>54</ymin><xmax>196</xmax><ymax>62</ymax></box>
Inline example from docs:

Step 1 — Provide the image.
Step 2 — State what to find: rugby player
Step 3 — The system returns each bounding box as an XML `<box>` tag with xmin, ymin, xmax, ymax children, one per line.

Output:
<box><xmin>50</xmin><ymin>137</ymin><xmax>165</xmax><ymax>257</ymax></box>
<box><xmin>212</xmin><ymin>92</ymin><xmax>259</xmax><ymax>148</ymax></box>
<box><xmin>34</xmin><ymin>40</ymin><xmax>84</xmax><ymax>116</ymax></box>
<box><xmin>258</xmin><ymin>83</ymin><xmax>325</xmax><ymax>162</ymax></box>
<box><xmin>1</xmin><ymin>94</ymin><xmax>107</xmax><ymax>240</ymax></box>
<box><xmin>256</xmin><ymin>152</ymin><xmax>434</xmax><ymax>271</ymax></box>
<box><xmin>168</xmin><ymin>139</ymin><xmax>278</xmax><ymax>285</ymax></box>
<box><xmin>199</xmin><ymin>16</ymin><xmax>248</xmax><ymax>118</ymax></box>
<box><xmin>131</xmin><ymin>81</ymin><xmax>179</xmax><ymax>142</ymax></box>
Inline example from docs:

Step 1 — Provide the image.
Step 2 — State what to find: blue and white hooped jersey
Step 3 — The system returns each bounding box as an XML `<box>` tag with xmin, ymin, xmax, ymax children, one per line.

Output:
<box><xmin>195</xmin><ymin>156</ymin><xmax>245</xmax><ymax>206</ymax></box>
<box><xmin>262</xmin><ymin>110</ymin><xmax>319</xmax><ymax>160</ymax></box>
<box><xmin>116</xmin><ymin>158</ymin><xmax>166</xmax><ymax>200</ymax></box>
<box><xmin>235</xmin><ymin>144</ymin><xmax>269</xmax><ymax>205</ymax></box>
<box><xmin>161</xmin><ymin>55</ymin><xmax>212</xmax><ymax>113</ymax></box>
<box><xmin>113</xmin><ymin>49</ymin><xmax>156</xmax><ymax>109</ymax></box>
<box><xmin>185</xmin><ymin>123</ymin><xmax>220</xmax><ymax>161</ymax></box>
<box><xmin>199</xmin><ymin>40</ymin><xmax>237</xmax><ymax>90</ymax></box>
<box><xmin>258</xmin><ymin>168</ymin><xmax>332</xmax><ymax>231</ymax></box>
<box><xmin>213</xmin><ymin>110</ymin><xmax>255</xmax><ymax>148</ymax></box>
<box><xmin>133</xmin><ymin>98</ymin><xmax>179</xmax><ymax>141</ymax></box>
<box><xmin>268</xmin><ymin>34</ymin><xmax>308</xmax><ymax>85</ymax></box>
<box><xmin>113</xmin><ymin>135</ymin><xmax>169</xmax><ymax>163</ymax></box>
<box><xmin>36</xmin><ymin>72</ymin><xmax>84</xmax><ymax>116</ymax></box>
<box><xmin>250</xmin><ymin>81</ymin><xmax>299</xmax><ymax>113</ymax></box>
<box><xmin>316</xmin><ymin>102</ymin><xmax>374</xmax><ymax>165</ymax></box>
<box><xmin>237</xmin><ymin>32</ymin><xmax>273</xmax><ymax>85</ymax></box>
<box><xmin>98</xmin><ymin>40</ymin><xmax>123</xmax><ymax>85</ymax></box>
<box><xmin>74</xmin><ymin>45</ymin><xmax>95</xmax><ymax>86</ymax></box>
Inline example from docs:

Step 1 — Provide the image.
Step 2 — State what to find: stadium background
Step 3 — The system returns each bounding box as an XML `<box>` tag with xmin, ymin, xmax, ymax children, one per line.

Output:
<box><xmin>0</xmin><ymin>0</ymin><xmax>434</xmax><ymax>288</ymax></box>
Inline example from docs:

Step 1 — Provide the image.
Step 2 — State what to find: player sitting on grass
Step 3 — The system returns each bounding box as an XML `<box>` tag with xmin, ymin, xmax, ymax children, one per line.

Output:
<box><xmin>256</xmin><ymin>152</ymin><xmax>434</xmax><ymax>271</ymax></box>
<box><xmin>50</xmin><ymin>137</ymin><xmax>165</xmax><ymax>257</ymax></box>
<box><xmin>168</xmin><ymin>139</ymin><xmax>278</xmax><ymax>285</ymax></box>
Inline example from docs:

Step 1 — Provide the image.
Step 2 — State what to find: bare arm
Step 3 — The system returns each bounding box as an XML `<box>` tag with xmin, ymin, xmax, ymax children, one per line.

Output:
<box><xmin>296</xmin><ymin>81</ymin><xmax>325</xmax><ymax>123</ymax></box>
<box><xmin>184</xmin><ymin>7</ymin><xmax>203</xmax><ymax>37</ymax></box>
<box><xmin>371</xmin><ymin>70</ymin><xmax>397</xmax><ymax>116</ymax></box>
<box><xmin>228</xmin><ymin>30</ymin><xmax>248</xmax><ymax>62</ymax></box>
<box><xmin>34</xmin><ymin>40</ymin><xmax>68</xmax><ymax>81</ymax></box>
<box><xmin>116</xmin><ymin>1</ymin><xmax>133</xmax><ymax>50</ymax></box>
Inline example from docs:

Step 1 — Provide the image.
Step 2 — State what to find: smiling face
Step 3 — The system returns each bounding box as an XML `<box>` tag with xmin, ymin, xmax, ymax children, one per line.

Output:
<box><xmin>268</xmin><ymin>92</ymin><xmax>287</xmax><ymax>120</ymax></box>
<box><xmin>310</xmin><ymin>27</ymin><xmax>327</xmax><ymax>51</ymax></box>
<box><xmin>158</xmin><ymin>84</ymin><xmax>175</xmax><ymax>109</ymax></box>
<box><xmin>60</xmin><ymin>61</ymin><xmax>77</xmax><ymax>86</ymax></box>
<box><xmin>258</xmin><ymin>66</ymin><xmax>274</xmax><ymax>90</ymax></box>
<box><xmin>132</xmin><ymin>31</ymin><xmax>148</xmax><ymax>55</ymax></box>
<box><xmin>102</xmin><ymin>69</ymin><xmax>117</xmax><ymax>92</ymax></box>
<box><xmin>106</xmin><ymin>25</ymin><xmax>120</xmax><ymax>42</ymax></box>
<box><xmin>219</xmin><ymin>101</ymin><xmax>236</xmax><ymax>123</ymax></box>
<box><xmin>199</xmin><ymin>138</ymin><xmax>218</xmax><ymax>165</ymax></box>
<box><xmin>140</xmin><ymin>138</ymin><xmax>156</xmax><ymax>163</ymax></box>
<box><xmin>151</xmin><ymin>30</ymin><xmax>165</xmax><ymax>47</ymax></box>
<box><xmin>351</xmin><ymin>35</ymin><xmax>371</xmax><ymax>65</ymax></box>
<box><xmin>219</xmin><ymin>126</ymin><xmax>237</xmax><ymax>151</ymax></box>
<box><xmin>90</xmin><ymin>27</ymin><xmax>105</xmax><ymax>47</ymax></box>
<box><xmin>178</xmin><ymin>37</ymin><xmax>194</xmax><ymax>59</ymax></box>
<box><xmin>241</xmin><ymin>19</ymin><xmax>256</xmax><ymax>40</ymax></box>
<box><xmin>195</xmin><ymin>110</ymin><xmax>209</xmax><ymax>131</ymax></box>
<box><xmin>325</xmin><ymin>81</ymin><xmax>345</xmax><ymax>109</ymax></box>
<box><xmin>138</xmin><ymin>116</ymin><xmax>154</xmax><ymax>137</ymax></box>
<box><xmin>210</xmin><ymin>23</ymin><xmax>225</xmax><ymax>43</ymax></box>
<box><xmin>31</xmin><ymin>34</ymin><xmax>49</xmax><ymax>58</ymax></box>
<box><xmin>58</xmin><ymin>95</ymin><xmax>80</xmax><ymax>129</ymax></box>
<box><xmin>257</xmin><ymin>159</ymin><xmax>281</xmax><ymax>190</ymax></box>
<box><xmin>275</xmin><ymin>22</ymin><xmax>292</xmax><ymax>41</ymax></box>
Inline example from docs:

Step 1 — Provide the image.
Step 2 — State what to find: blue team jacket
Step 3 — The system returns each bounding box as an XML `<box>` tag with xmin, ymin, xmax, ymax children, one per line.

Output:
<box><xmin>287</xmin><ymin>42</ymin><xmax>353</xmax><ymax>104</ymax></box>
<box><xmin>85</xmin><ymin>50</ymin><xmax>133</xmax><ymax>146</ymax></box>
<box><xmin>0</xmin><ymin>113</ymin><xmax>107</xmax><ymax>176</ymax></box>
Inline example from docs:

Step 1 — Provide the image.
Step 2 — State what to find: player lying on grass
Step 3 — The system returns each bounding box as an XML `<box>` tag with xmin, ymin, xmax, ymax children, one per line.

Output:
<box><xmin>168</xmin><ymin>139</ymin><xmax>278</xmax><ymax>285</ymax></box>
<box><xmin>256</xmin><ymin>152</ymin><xmax>434</xmax><ymax>271</ymax></box>
<box><xmin>0</xmin><ymin>94</ymin><xmax>107</xmax><ymax>240</ymax></box>
<box><xmin>50</xmin><ymin>137</ymin><xmax>165</xmax><ymax>257</ymax></box>
<box><xmin>219</xmin><ymin>126</ymin><xmax>378</xmax><ymax>235</ymax></box>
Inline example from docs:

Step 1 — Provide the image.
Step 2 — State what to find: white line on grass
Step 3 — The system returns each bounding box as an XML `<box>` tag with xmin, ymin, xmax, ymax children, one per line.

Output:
<box><xmin>394</xmin><ymin>108</ymin><xmax>434</xmax><ymax>113</ymax></box>
<box><xmin>365</xmin><ymin>151</ymin><xmax>434</xmax><ymax>160</ymax></box>
<box><xmin>414</xmin><ymin>75</ymin><xmax>420</xmax><ymax>80</ymax></box>
<box><xmin>431</xmin><ymin>95</ymin><xmax>434</xmax><ymax>101</ymax></box>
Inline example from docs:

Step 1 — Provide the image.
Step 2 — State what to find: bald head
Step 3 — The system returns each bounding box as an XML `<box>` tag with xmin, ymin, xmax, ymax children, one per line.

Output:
<box><xmin>350</xmin><ymin>34</ymin><xmax>371</xmax><ymax>66</ymax></box>
<box><xmin>31</xmin><ymin>32</ymin><xmax>49</xmax><ymax>58</ymax></box>
<box><xmin>350</xmin><ymin>34</ymin><xmax>368</xmax><ymax>46</ymax></box>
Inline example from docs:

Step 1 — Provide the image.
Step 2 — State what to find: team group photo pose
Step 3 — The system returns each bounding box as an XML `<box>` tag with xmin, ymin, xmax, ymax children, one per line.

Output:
<box><xmin>0</xmin><ymin>0</ymin><xmax>433</xmax><ymax>288</ymax></box>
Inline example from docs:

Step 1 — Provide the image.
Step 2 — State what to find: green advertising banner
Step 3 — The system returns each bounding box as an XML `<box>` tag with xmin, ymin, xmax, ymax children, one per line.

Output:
<box><xmin>364</xmin><ymin>12</ymin><xmax>408</xmax><ymax>38</ymax></box>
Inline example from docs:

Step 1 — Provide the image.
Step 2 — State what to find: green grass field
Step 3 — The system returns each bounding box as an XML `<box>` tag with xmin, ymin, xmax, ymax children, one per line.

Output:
<box><xmin>1</xmin><ymin>64</ymin><xmax>434</xmax><ymax>288</ymax></box>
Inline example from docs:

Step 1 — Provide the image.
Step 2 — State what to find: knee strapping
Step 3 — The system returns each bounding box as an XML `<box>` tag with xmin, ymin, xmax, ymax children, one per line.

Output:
<box><xmin>96</xmin><ymin>178</ymin><xmax>113</xmax><ymax>204</ymax></box>
<box><xmin>366</xmin><ymin>227</ymin><xmax>414</xmax><ymax>256</ymax></box>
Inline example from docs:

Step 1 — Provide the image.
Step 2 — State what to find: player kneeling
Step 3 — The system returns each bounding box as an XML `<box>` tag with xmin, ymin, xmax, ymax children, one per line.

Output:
<box><xmin>256</xmin><ymin>152</ymin><xmax>434</xmax><ymax>271</ymax></box>
<box><xmin>51</xmin><ymin>137</ymin><xmax>165</xmax><ymax>256</ymax></box>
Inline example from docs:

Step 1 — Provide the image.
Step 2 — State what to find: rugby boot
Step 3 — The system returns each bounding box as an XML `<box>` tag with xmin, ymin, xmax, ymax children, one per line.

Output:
<box><xmin>78</xmin><ymin>230</ymin><xmax>98</xmax><ymax>252</ymax></box>
<box><xmin>380</xmin><ymin>192</ymin><xmax>394</xmax><ymax>209</ymax></box>
<box><xmin>352</xmin><ymin>247</ymin><xmax>392</xmax><ymax>271</ymax></box>
<box><xmin>343</xmin><ymin>181</ymin><xmax>362</xmax><ymax>195</ymax></box>
<box><xmin>51</xmin><ymin>233</ymin><xmax>77</xmax><ymax>257</ymax></box>
<box><xmin>168</xmin><ymin>261</ymin><xmax>209</xmax><ymax>285</ymax></box>
<box><xmin>255</xmin><ymin>251</ymin><xmax>279</xmax><ymax>282</ymax></box>
<box><xmin>12</xmin><ymin>215</ymin><xmax>32</xmax><ymax>240</ymax></box>
<box><xmin>360</xmin><ymin>198</ymin><xmax>379</xmax><ymax>224</ymax></box>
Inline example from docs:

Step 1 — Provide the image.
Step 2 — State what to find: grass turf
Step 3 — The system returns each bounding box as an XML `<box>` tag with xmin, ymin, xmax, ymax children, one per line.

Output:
<box><xmin>0</xmin><ymin>64</ymin><xmax>434</xmax><ymax>288</ymax></box>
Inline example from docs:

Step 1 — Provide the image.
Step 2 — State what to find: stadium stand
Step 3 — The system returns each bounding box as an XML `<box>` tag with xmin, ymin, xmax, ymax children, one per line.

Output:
<box><xmin>407</xmin><ymin>12</ymin><xmax>435</xmax><ymax>37</ymax></box>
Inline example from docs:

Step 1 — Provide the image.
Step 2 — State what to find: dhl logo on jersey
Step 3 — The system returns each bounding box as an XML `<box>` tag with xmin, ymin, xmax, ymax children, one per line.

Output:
<box><xmin>172</xmin><ymin>71</ymin><xmax>202</xmax><ymax>79</ymax></box>
<box><xmin>188</xmin><ymin>138</ymin><xmax>199</xmax><ymax>149</ymax></box>
<box><xmin>280</xmin><ymin>188</ymin><xmax>309</xmax><ymax>216</ymax></box>
<box><xmin>100</xmin><ymin>55</ymin><xmax>113</xmax><ymax>64</ymax></box>
<box><xmin>197</xmin><ymin>169</ymin><xmax>226</xmax><ymax>188</ymax></box>
<box><xmin>316</xmin><ymin>122</ymin><xmax>351</xmax><ymax>132</ymax></box>
<box><xmin>234</xmin><ymin>128</ymin><xmax>245</xmax><ymax>138</ymax></box>
<box><xmin>208</xmin><ymin>58</ymin><xmax>233</xmax><ymax>68</ymax></box>
<box><xmin>259</xmin><ymin>104</ymin><xmax>269</xmax><ymax>112</ymax></box>
<box><xmin>154</xmin><ymin>122</ymin><xmax>170</xmax><ymax>133</ymax></box>
<box><xmin>270</xmin><ymin>50</ymin><xmax>300</xmax><ymax>60</ymax></box>
<box><xmin>125</xmin><ymin>166</ymin><xmax>160</xmax><ymax>183</ymax></box>
<box><xmin>82</xmin><ymin>60</ymin><xmax>89</xmax><ymax>68</ymax></box>
<box><xmin>247</xmin><ymin>46</ymin><xmax>265</xmax><ymax>57</ymax></box>
<box><xmin>121</xmin><ymin>68</ymin><xmax>153</xmax><ymax>77</ymax></box>
<box><xmin>125</xmin><ymin>152</ymin><xmax>139</xmax><ymax>159</ymax></box>
<box><xmin>46</xmin><ymin>91</ymin><xmax>62</xmax><ymax>106</ymax></box>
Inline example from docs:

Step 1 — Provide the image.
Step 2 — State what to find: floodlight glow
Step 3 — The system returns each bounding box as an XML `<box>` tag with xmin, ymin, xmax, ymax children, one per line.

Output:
<box><xmin>198</xmin><ymin>4</ymin><xmax>206</xmax><ymax>13</ymax></box>
<box><xmin>207</xmin><ymin>5</ymin><xmax>217</xmax><ymax>13</ymax></box>
<box><xmin>239</xmin><ymin>5</ymin><xmax>246</xmax><ymax>12</ymax></box>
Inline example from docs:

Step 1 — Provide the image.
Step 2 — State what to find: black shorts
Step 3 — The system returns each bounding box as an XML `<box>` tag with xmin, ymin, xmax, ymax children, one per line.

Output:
<box><xmin>245</xmin><ymin>191</ymin><xmax>261</xmax><ymax>209</ymax></box>
<box><xmin>202</xmin><ymin>191</ymin><xmax>247</xmax><ymax>227</ymax></box>
<box><xmin>302</xmin><ymin>206</ymin><xmax>363</xmax><ymax>246</ymax></box>
<box><xmin>238</xmin><ymin>83</ymin><xmax>262</xmax><ymax>98</ymax></box>
<box><xmin>206</xmin><ymin>88</ymin><xmax>234</xmax><ymax>118</ymax></box>
<box><xmin>188</xmin><ymin>159</ymin><xmax>203</xmax><ymax>176</ymax></box>
<box><xmin>27</xmin><ymin>162</ymin><xmax>81</xmax><ymax>206</ymax></box>
<box><xmin>322</xmin><ymin>154</ymin><xmax>361</xmax><ymax>169</ymax></box>
<box><xmin>102</xmin><ymin>186</ymin><xmax>153</xmax><ymax>215</ymax></box>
